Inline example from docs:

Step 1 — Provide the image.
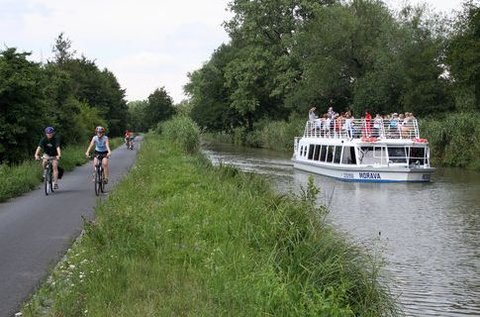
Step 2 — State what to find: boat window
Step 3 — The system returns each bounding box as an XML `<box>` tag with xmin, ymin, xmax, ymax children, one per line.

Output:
<box><xmin>314</xmin><ymin>145</ymin><xmax>321</xmax><ymax>161</ymax></box>
<box><xmin>341</xmin><ymin>146</ymin><xmax>356</xmax><ymax>164</ymax></box>
<box><xmin>326</xmin><ymin>145</ymin><xmax>334</xmax><ymax>162</ymax></box>
<box><xmin>387</xmin><ymin>147</ymin><xmax>407</xmax><ymax>163</ymax></box>
<box><xmin>320</xmin><ymin>145</ymin><xmax>327</xmax><ymax>161</ymax></box>
<box><xmin>308</xmin><ymin>144</ymin><xmax>315</xmax><ymax>159</ymax></box>
<box><xmin>372</xmin><ymin>146</ymin><xmax>388</xmax><ymax>165</ymax></box>
<box><xmin>409</xmin><ymin>147</ymin><xmax>426</xmax><ymax>165</ymax></box>
<box><xmin>359</xmin><ymin>146</ymin><xmax>387</xmax><ymax>165</ymax></box>
<box><xmin>334</xmin><ymin>146</ymin><xmax>342</xmax><ymax>163</ymax></box>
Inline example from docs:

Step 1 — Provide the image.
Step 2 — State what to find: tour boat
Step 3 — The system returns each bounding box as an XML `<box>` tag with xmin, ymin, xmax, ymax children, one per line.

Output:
<box><xmin>292</xmin><ymin>116</ymin><xmax>435</xmax><ymax>182</ymax></box>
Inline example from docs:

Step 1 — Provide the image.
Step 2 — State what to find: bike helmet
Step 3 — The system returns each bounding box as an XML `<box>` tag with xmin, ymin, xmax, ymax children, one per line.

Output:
<box><xmin>96</xmin><ymin>126</ymin><xmax>105</xmax><ymax>133</ymax></box>
<box><xmin>44</xmin><ymin>127</ymin><xmax>55</xmax><ymax>134</ymax></box>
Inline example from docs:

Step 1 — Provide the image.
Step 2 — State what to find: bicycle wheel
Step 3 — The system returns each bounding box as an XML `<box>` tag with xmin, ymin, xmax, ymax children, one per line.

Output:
<box><xmin>95</xmin><ymin>167</ymin><xmax>101</xmax><ymax>196</ymax></box>
<box><xmin>49</xmin><ymin>170</ymin><xmax>54</xmax><ymax>193</ymax></box>
<box><xmin>43</xmin><ymin>166</ymin><xmax>53</xmax><ymax>196</ymax></box>
<box><xmin>44</xmin><ymin>168</ymin><xmax>49</xmax><ymax>196</ymax></box>
<box><xmin>100</xmin><ymin>168</ymin><xmax>105</xmax><ymax>193</ymax></box>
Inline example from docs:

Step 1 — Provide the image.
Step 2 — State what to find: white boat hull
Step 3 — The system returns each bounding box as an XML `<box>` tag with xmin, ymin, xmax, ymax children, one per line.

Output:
<box><xmin>293</xmin><ymin>159</ymin><xmax>435</xmax><ymax>182</ymax></box>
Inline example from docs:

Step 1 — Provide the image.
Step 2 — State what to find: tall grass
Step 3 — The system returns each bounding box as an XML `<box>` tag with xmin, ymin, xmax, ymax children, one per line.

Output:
<box><xmin>22</xmin><ymin>133</ymin><xmax>398</xmax><ymax>316</ymax></box>
<box><xmin>158</xmin><ymin>115</ymin><xmax>200</xmax><ymax>154</ymax></box>
<box><xmin>0</xmin><ymin>161</ymin><xmax>42</xmax><ymax>202</ymax></box>
<box><xmin>0</xmin><ymin>138</ymin><xmax>123</xmax><ymax>202</ymax></box>
<box><xmin>421</xmin><ymin>112</ymin><xmax>480</xmax><ymax>170</ymax></box>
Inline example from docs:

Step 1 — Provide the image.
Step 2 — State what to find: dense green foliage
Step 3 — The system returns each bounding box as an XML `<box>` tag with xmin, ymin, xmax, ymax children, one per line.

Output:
<box><xmin>186</xmin><ymin>0</ymin><xmax>451</xmax><ymax>131</ymax></box>
<box><xmin>421</xmin><ymin>112</ymin><xmax>480</xmax><ymax>170</ymax></box>
<box><xmin>447</xmin><ymin>0</ymin><xmax>480</xmax><ymax>112</ymax></box>
<box><xmin>126</xmin><ymin>88</ymin><xmax>176</xmax><ymax>133</ymax></box>
<box><xmin>23</xmin><ymin>134</ymin><xmax>398</xmax><ymax>316</ymax></box>
<box><xmin>184</xmin><ymin>0</ymin><xmax>480</xmax><ymax>168</ymax></box>
<box><xmin>0</xmin><ymin>34</ymin><xmax>128</xmax><ymax>164</ymax></box>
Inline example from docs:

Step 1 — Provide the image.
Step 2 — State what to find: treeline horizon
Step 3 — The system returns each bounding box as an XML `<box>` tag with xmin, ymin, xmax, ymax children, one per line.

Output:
<box><xmin>0</xmin><ymin>33</ymin><xmax>175</xmax><ymax>164</ymax></box>
<box><xmin>185</xmin><ymin>0</ymin><xmax>480</xmax><ymax>132</ymax></box>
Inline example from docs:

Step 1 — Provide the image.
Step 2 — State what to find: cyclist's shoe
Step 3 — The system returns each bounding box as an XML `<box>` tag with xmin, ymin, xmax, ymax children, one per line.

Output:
<box><xmin>103</xmin><ymin>178</ymin><xmax>108</xmax><ymax>184</ymax></box>
<box><xmin>53</xmin><ymin>183</ymin><xmax>59</xmax><ymax>189</ymax></box>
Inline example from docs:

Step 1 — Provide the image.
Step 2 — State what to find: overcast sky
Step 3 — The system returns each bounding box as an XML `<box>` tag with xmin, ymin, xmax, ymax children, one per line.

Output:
<box><xmin>0</xmin><ymin>0</ymin><xmax>465</xmax><ymax>103</ymax></box>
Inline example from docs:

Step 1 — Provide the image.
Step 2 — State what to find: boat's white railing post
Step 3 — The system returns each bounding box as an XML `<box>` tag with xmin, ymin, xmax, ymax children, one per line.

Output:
<box><xmin>379</xmin><ymin>119</ymin><xmax>386</xmax><ymax>139</ymax></box>
<box><xmin>304</xmin><ymin>122</ymin><xmax>310</xmax><ymax>137</ymax></box>
<box><xmin>413</xmin><ymin>119</ymin><xmax>420</xmax><ymax>138</ymax></box>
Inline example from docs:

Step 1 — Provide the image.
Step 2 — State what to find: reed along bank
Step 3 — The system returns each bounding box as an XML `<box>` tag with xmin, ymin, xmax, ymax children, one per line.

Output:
<box><xmin>23</xmin><ymin>118</ymin><xmax>398</xmax><ymax>316</ymax></box>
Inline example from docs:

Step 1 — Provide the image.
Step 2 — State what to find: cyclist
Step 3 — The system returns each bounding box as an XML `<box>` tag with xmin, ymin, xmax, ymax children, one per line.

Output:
<box><xmin>34</xmin><ymin>126</ymin><xmax>62</xmax><ymax>189</ymax></box>
<box><xmin>85</xmin><ymin>126</ymin><xmax>112</xmax><ymax>184</ymax></box>
<box><xmin>124</xmin><ymin>130</ymin><xmax>132</xmax><ymax>148</ymax></box>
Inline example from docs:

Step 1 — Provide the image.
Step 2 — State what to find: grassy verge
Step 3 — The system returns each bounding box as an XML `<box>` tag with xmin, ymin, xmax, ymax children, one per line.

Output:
<box><xmin>0</xmin><ymin>138</ymin><xmax>123</xmax><ymax>202</ymax></box>
<box><xmin>22</xmin><ymin>133</ymin><xmax>398</xmax><ymax>316</ymax></box>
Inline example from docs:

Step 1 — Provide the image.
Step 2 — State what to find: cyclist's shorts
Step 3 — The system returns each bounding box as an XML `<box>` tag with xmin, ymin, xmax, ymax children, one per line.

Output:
<box><xmin>94</xmin><ymin>151</ymin><xmax>109</xmax><ymax>159</ymax></box>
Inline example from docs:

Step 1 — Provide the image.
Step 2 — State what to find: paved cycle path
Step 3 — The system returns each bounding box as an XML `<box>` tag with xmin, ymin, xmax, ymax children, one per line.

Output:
<box><xmin>0</xmin><ymin>137</ymin><xmax>142</xmax><ymax>317</ymax></box>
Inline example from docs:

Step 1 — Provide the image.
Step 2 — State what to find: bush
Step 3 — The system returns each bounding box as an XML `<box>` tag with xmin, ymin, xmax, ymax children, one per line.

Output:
<box><xmin>159</xmin><ymin>115</ymin><xmax>201</xmax><ymax>154</ymax></box>
<box><xmin>421</xmin><ymin>112</ymin><xmax>480</xmax><ymax>170</ymax></box>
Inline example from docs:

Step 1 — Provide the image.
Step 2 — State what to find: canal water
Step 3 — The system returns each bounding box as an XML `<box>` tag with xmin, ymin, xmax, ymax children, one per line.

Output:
<box><xmin>202</xmin><ymin>142</ymin><xmax>480</xmax><ymax>317</ymax></box>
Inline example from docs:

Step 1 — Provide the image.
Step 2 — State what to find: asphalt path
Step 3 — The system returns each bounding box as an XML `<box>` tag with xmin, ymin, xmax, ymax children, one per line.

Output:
<box><xmin>0</xmin><ymin>137</ymin><xmax>142</xmax><ymax>317</ymax></box>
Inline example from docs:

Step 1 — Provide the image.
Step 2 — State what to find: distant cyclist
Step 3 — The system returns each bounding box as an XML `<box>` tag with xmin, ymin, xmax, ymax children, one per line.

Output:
<box><xmin>85</xmin><ymin>126</ymin><xmax>112</xmax><ymax>184</ymax></box>
<box><xmin>34</xmin><ymin>126</ymin><xmax>61</xmax><ymax>189</ymax></box>
<box><xmin>124</xmin><ymin>130</ymin><xmax>133</xmax><ymax>148</ymax></box>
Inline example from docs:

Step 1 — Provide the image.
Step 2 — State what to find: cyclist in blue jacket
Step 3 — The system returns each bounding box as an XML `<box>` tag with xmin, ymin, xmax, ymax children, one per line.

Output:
<box><xmin>85</xmin><ymin>126</ymin><xmax>112</xmax><ymax>184</ymax></box>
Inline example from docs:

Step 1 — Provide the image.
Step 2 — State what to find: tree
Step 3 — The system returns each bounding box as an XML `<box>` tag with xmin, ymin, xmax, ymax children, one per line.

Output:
<box><xmin>0</xmin><ymin>48</ymin><xmax>49</xmax><ymax>163</ymax></box>
<box><xmin>52</xmin><ymin>32</ymin><xmax>76</xmax><ymax>67</ymax></box>
<box><xmin>145</xmin><ymin>87</ymin><xmax>175</xmax><ymax>130</ymax></box>
<box><xmin>185</xmin><ymin>44</ymin><xmax>240</xmax><ymax>131</ymax></box>
<box><xmin>447</xmin><ymin>0</ymin><xmax>480</xmax><ymax>111</ymax></box>
<box><xmin>127</xmin><ymin>100</ymin><xmax>149</xmax><ymax>132</ymax></box>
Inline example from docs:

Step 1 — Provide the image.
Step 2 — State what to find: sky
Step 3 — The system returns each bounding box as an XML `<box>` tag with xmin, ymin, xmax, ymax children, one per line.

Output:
<box><xmin>0</xmin><ymin>0</ymin><xmax>465</xmax><ymax>104</ymax></box>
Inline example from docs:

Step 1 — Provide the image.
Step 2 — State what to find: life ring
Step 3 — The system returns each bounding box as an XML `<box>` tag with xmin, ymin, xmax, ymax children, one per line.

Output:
<box><xmin>361</xmin><ymin>137</ymin><xmax>378</xmax><ymax>143</ymax></box>
<box><xmin>413</xmin><ymin>138</ymin><xmax>428</xmax><ymax>143</ymax></box>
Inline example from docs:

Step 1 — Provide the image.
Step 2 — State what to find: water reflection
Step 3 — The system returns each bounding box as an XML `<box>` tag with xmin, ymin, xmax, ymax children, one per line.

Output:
<box><xmin>202</xmin><ymin>142</ymin><xmax>480</xmax><ymax>317</ymax></box>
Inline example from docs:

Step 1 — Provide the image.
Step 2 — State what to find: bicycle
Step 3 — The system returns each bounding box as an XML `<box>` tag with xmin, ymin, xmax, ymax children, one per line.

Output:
<box><xmin>125</xmin><ymin>137</ymin><xmax>134</xmax><ymax>150</ymax></box>
<box><xmin>41</xmin><ymin>156</ymin><xmax>56</xmax><ymax>196</ymax></box>
<box><xmin>92</xmin><ymin>153</ymin><xmax>109</xmax><ymax>196</ymax></box>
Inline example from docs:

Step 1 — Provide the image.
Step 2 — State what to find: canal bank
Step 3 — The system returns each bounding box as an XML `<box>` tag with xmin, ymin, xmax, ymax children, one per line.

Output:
<box><xmin>203</xmin><ymin>141</ymin><xmax>480</xmax><ymax>316</ymax></box>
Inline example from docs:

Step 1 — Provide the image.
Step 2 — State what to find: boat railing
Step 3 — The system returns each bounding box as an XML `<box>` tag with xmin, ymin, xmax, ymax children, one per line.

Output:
<box><xmin>304</xmin><ymin>118</ymin><xmax>420</xmax><ymax>140</ymax></box>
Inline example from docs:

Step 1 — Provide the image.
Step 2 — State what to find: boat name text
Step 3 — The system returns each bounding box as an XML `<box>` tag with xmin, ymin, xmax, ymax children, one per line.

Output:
<box><xmin>359</xmin><ymin>172</ymin><xmax>381</xmax><ymax>180</ymax></box>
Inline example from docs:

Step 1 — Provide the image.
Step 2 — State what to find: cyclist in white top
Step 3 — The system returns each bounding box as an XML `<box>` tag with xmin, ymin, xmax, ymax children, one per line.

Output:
<box><xmin>85</xmin><ymin>126</ymin><xmax>112</xmax><ymax>184</ymax></box>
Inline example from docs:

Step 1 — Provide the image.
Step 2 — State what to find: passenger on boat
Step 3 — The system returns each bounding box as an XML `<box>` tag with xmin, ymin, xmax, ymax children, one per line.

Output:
<box><xmin>327</xmin><ymin>105</ymin><xmax>335</xmax><ymax>119</ymax></box>
<box><xmin>335</xmin><ymin>113</ymin><xmax>343</xmax><ymax>138</ymax></box>
<box><xmin>344</xmin><ymin>112</ymin><xmax>355</xmax><ymax>139</ymax></box>
<box><xmin>322</xmin><ymin>113</ymin><xmax>331</xmax><ymax>137</ymax></box>
<box><xmin>389</xmin><ymin>113</ymin><xmax>399</xmax><ymax>138</ymax></box>
<box><xmin>308</xmin><ymin>107</ymin><xmax>317</xmax><ymax>122</ymax></box>
<box><xmin>364</xmin><ymin>110</ymin><xmax>372</xmax><ymax>137</ymax></box>
<box><xmin>373</xmin><ymin>114</ymin><xmax>383</xmax><ymax>138</ymax></box>
<box><xmin>400</xmin><ymin>112</ymin><xmax>415</xmax><ymax>138</ymax></box>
